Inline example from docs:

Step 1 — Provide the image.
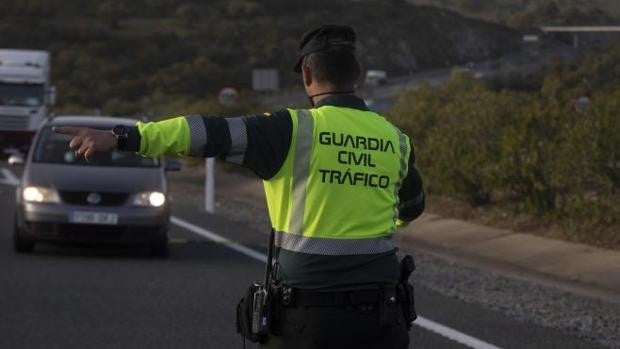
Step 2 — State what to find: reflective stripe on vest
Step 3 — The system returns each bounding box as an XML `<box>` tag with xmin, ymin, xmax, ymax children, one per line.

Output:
<box><xmin>265</xmin><ymin>109</ymin><xmax>409</xmax><ymax>256</ymax></box>
<box><xmin>391</xmin><ymin>127</ymin><xmax>409</xmax><ymax>234</ymax></box>
<box><xmin>289</xmin><ymin>109</ymin><xmax>313</xmax><ymax>236</ymax></box>
<box><xmin>274</xmin><ymin>230</ymin><xmax>396</xmax><ymax>256</ymax></box>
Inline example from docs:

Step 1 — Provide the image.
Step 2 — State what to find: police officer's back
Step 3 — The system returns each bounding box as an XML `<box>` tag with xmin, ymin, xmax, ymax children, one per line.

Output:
<box><xmin>55</xmin><ymin>24</ymin><xmax>425</xmax><ymax>349</ymax></box>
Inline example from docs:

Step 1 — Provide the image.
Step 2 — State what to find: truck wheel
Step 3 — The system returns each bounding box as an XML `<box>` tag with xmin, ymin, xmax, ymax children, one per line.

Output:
<box><xmin>150</xmin><ymin>238</ymin><xmax>169</xmax><ymax>258</ymax></box>
<box><xmin>13</xmin><ymin>217</ymin><xmax>35</xmax><ymax>253</ymax></box>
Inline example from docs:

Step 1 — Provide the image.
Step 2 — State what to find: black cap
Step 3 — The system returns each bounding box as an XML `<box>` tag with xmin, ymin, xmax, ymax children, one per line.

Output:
<box><xmin>294</xmin><ymin>24</ymin><xmax>356</xmax><ymax>73</ymax></box>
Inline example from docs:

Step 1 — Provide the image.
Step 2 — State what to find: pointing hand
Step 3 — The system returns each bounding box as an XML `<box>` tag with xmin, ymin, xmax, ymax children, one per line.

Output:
<box><xmin>52</xmin><ymin>126</ymin><xmax>118</xmax><ymax>161</ymax></box>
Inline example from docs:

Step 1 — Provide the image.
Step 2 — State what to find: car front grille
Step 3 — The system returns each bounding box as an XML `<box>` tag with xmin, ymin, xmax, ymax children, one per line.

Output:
<box><xmin>28</xmin><ymin>222</ymin><xmax>55</xmax><ymax>235</ymax></box>
<box><xmin>59</xmin><ymin>191</ymin><xmax>129</xmax><ymax>206</ymax></box>
<box><xmin>58</xmin><ymin>223</ymin><xmax>126</xmax><ymax>239</ymax></box>
<box><xmin>0</xmin><ymin>115</ymin><xmax>29</xmax><ymax>130</ymax></box>
<box><xmin>56</xmin><ymin>224</ymin><xmax>160</xmax><ymax>241</ymax></box>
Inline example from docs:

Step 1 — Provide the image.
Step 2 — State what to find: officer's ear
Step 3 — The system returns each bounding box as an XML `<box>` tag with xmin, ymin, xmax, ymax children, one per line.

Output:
<box><xmin>302</xmin><ymin>59</ymin><xmax>313</xmax><ymax>88</ymax></box>
<box><xmin>353</xmin><ymin>59</ymin><xmax>362</xmax><ymax>82</ymax></box>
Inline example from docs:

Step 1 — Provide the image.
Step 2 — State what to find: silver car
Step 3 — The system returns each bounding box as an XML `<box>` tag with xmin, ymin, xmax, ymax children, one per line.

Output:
<box><xmin>11</xmin><ymin>116</ymin><xmax>181</xmax><ymax>257</ymax></box>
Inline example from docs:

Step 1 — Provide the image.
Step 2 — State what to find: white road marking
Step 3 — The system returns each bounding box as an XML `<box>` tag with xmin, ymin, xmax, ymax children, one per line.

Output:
<box><xmin>170</xmin><ymin>216</ymin><xmax>267</xmax><ymax>263</ymax></box>
<box><xmin>0</xmin><ymin>168</ymin><xmax>19</xmax><ymax>186</ymax></box>
<box><xmin>415</xmin><ymin>317</ymin><xmax>502</xmax><ymax>349</ymax></box>
<box><xmin>170</xmin><ymin>215</ymin><xmax>504</xmax><ymax>349</ymax></box>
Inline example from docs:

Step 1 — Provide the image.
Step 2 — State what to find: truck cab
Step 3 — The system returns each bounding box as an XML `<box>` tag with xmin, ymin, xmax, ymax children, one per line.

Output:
<box><xmin>0</xmin><ymin>49</ymin><xmax>55</xmax><ymax>154</ymax></box>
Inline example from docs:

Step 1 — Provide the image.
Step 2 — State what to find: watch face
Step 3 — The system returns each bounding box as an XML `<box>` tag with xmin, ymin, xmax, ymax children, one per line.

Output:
<box><xmin>112</xmin><ymin>125</ymin><xmax>128</xmax><ymax>137</ymax></box>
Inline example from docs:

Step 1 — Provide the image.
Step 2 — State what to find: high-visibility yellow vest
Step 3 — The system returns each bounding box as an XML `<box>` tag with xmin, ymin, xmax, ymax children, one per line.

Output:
<box><xmin>263</xmin><ymin>106</ymin><xmax>411</xmax><ymax>255</ymax></box>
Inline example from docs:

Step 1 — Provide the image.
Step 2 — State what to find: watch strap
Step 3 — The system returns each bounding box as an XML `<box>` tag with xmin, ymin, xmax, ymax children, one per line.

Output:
<box><xmin>116</xmin><ymin>126</ymin><xmax>141</xmax><ymax>152</ymax></box>
<box><xmin>116</xmin><ymin>132</ymin><xmax>128</xmax><ymax>150</ymax></box>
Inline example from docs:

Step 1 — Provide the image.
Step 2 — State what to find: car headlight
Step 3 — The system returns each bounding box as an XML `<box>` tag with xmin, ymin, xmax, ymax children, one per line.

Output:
<box><xmin>132</xmin><ymin>191</ymin><xmax>166</xmax><ymax>207</ymax></box>
<box><xmin>23</xmin><ymin>186</ymin><xmax>60</xmax><ymax>203</ymax></box>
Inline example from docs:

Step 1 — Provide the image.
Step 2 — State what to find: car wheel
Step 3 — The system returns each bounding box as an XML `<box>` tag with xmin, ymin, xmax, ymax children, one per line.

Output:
<box><xmin>13</xmin><ymin>216</ymin><xmax>35</xmax><ymax>253</ymax></box>
<box><xmin>150</xmin><ymin>238</ymin><xmax>169</xmax><ymax>258</ymax></box>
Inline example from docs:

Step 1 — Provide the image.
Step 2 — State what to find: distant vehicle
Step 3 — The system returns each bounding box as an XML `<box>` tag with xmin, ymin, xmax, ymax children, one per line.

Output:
<box><xmin>0</xmin><ymin>49</ymin><xmax>55</xmax><ymax>154</ymax></box>
<box><xmin>364</xmin><ymin>70</ymin><xmax>387</xmax><ymax>87</ymax></box>
<box><xmin>10</xmin><ymin>116</ymin><xmax>181</xmax><ymax>257</ymax></box>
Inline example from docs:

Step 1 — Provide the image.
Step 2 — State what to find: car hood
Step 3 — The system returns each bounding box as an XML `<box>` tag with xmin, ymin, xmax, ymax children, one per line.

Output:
<box><xmin>23</xmin><ymin>163</ymin><xmax>165</xmax><ymax>193</ymax></box>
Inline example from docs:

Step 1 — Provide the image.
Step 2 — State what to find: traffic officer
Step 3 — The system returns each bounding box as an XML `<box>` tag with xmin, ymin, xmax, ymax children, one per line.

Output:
<box><xmin>55</xmin><ymin>24</ymin><xmax>425</xmax><ymax>349</ymax></box>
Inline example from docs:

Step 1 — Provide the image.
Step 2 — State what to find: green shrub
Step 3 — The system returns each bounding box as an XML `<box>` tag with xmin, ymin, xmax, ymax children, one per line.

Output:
<box><xmin>388</xmin><ymin>63</ymin><xmax>619</xmax><ymax>248</ymax></box>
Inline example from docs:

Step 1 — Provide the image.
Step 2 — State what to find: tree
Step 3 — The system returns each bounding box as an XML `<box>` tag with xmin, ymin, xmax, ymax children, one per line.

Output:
<box><xmin>175</xmin><ymin>4</ymin><xmax>200</xmax><ymax>29</ymax></box>
<box><xmin>96</xmin><ymin>1</ymin><xmax>127</xmax><ymax>28</ymax></box>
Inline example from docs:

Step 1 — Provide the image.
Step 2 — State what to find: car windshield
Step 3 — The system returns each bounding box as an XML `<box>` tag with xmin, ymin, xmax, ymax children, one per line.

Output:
<box><xmin>33</xmin><ymin>126</ymin><xmax>159</xmax><ymax>167</ymax></box>
<box><xmin>0</xmin><ymin>82</ymin><xmax>44</xmax><ymax>107</ymax></box>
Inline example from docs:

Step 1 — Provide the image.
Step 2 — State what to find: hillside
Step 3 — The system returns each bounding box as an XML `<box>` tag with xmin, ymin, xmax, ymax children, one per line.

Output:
<box><xmin>408</xmin><ymin>0</ymin><xmax>620</xmax><ymax>27</ymax></box>
<box><xmin>0</xmin><ymin>0</ymin><xmax>522</xmax><ymax>114</ymax></box>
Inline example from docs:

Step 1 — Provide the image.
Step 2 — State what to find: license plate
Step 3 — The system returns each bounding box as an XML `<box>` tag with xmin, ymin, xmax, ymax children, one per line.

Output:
<box><xmin>69</xmin><ymin>211</ymin><xmax>118</xmax><ymax>225</ymax></box>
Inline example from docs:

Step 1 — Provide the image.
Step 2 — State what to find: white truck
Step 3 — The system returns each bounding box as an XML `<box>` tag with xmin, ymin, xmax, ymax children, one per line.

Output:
<box><xmin>0</xmin><ymin>49</ymin><xmax>55</xmax><ymax>153</ymax></box>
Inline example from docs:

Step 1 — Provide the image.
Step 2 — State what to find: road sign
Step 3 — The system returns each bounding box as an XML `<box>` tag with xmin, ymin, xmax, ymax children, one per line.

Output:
<box><xmin>572</xmin><ymin>95</ymin><xmax>591</xmax><ymax>113</ymax></box>
<box><xmin>218</xmin><ymin>87</ymin><xmax>238</xmax><ymax>106</ymax></box>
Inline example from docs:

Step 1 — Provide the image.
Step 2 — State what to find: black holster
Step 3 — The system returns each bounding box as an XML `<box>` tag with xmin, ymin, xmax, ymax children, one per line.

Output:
<box><xmin>397</xmin><ymin>255</ymin><xmax>417</xmax><ymax>329</ymax></box>
<box><xmin>235</xmin><ymin>229</ymin><xmax>277</xmax><ymax>343</ymax></box>
<box><xmin>236</xmin><ymin>282</ymin><xmax>272</xmax><ymax>343</ymax></box>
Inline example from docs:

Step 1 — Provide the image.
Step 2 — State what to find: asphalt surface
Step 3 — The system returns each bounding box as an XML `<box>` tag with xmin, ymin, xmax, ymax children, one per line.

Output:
<box><xmin>0</xmin><ymin>163</ymin><xmax>607</xmax><ymax>349</ymax></box>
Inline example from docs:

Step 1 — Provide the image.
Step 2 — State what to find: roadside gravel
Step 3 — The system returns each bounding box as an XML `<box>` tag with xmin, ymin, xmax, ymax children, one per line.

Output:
<box><xmin>169</xmin><ymin>172</ymin><xmax>620</xmax><ymax>349</ymax></box>
<box><xmin>413</xmin><ymin>252</ymin><xmax>620</xmax><ymax>348</ymax></box>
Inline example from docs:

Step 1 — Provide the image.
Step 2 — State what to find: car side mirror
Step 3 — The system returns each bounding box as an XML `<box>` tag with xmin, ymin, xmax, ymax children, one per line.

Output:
<box><xmin>8</xmin><ymin>154</ymin><xmax>25</xmax><ymax>166</ymax></box>
<box><xmin>164</xmin><ymin>159</ymin><xmax>182</xmax><ymax>172</ymax></box>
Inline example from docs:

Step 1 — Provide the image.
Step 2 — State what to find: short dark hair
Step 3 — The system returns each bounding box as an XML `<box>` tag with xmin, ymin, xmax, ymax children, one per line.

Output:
<box><xmin>305</xmin><ymin>47</ymin><xmax>360</xmax><ymax>88</ymax></box>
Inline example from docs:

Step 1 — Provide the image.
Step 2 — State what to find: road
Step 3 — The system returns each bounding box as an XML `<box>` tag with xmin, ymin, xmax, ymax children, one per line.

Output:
<box><xmin>0</xmin><ymin>163</ymin><xmax>605</xmax><ymax>349</ymax></box>
<box><xmin>261</xmin><ymin>45</ymin><xmax>580</xmax><ymax>113</ymax></box>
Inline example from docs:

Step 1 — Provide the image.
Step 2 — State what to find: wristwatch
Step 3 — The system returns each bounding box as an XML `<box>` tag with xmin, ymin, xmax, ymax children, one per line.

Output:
<box><xmin>111</xmin><ymin>125</ymin><xmax>129</xmax><ymax>150</ymax></box>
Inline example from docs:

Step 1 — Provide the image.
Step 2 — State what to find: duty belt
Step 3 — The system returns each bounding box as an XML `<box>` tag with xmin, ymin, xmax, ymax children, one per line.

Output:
<box><xmin>276</xmin><ymin>286</ymin><xmax>398</xmax><ymax>308</ymax></box>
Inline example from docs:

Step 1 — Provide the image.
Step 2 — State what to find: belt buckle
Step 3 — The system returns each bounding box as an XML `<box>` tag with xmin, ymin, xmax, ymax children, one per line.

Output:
<box><xmin>281</xmin><ymin>286</ymin><xmax>293</xmax><ymax>306</ymax></box>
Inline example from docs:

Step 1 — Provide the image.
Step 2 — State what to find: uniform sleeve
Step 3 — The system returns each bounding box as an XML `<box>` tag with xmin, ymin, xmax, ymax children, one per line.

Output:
<box><xmin>125</xmin><ymin>110</ymin><xmax>293</xmax><ymax>180</ymax></box>
<box><xmin>134</xmin><ymin>116</ymin><xmax>191</xmax><ymax>157</ymax></box>
<box><xmin>396</xmin><ymin>144</ymin><xmax>425</xmax><ymax>227</ymax></box>
<box><xmin>241</xmin><ymin>109</ymin><xmax>293</xmax><ymax>179</ymax></box>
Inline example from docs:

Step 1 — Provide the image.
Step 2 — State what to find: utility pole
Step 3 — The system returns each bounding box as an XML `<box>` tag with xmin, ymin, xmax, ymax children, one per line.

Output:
<box><xmin>573</xmin><ymin>33</ymin><xmax>579</xmax><ymax>49</ymax></box>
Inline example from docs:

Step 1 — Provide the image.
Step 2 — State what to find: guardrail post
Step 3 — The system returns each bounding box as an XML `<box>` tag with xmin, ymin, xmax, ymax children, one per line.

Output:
<box><xmin>205</xmin><ymin>157</ymin><xmax>215</xmax><ymax>213</ymax></box>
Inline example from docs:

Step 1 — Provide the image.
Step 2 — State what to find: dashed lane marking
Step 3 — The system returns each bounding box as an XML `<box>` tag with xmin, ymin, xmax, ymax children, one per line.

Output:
<box><xmin>170</xmin><ymin>215</ymin><xmax>504</xmax><ymax>349</ymax></box>
<box><xmin>0</xmin><ymin>168</ymin><xmax>19</xmax><ymax>186</ymax></box>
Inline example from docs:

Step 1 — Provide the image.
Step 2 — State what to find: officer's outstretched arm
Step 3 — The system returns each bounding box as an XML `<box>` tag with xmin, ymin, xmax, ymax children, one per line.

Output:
<box><xmin>138</xmin><ymin>115</ymin><xmax>250</xmax><ymax>160</ymax></box>
<box><xmin>54</xmin><ymin>116</ymin><xmax>201</xmax><ymax>160</ymax></box>
<box><xmin>55</xmin><ymin>111</ymin><xmax>292</xmax><ymax>179</ymax></box>
<box><xmin>139</xmin><ymin>112</ymin><xmax>292</xmax><ymax>179</ymax></box>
